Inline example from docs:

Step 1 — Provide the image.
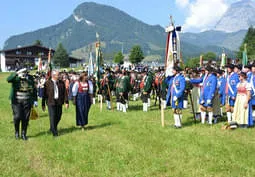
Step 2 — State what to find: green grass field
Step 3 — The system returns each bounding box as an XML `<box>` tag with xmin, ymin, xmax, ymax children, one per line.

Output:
<box><xmin>1</xmin><ymin>73</ymin><xmax>255</xmax><ymax>177</ymax></box>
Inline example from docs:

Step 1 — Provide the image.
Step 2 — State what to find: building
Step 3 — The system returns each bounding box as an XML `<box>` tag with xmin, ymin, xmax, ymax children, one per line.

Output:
<box><xmin>0</xmin><ymin>44</ymin><xmax>82</xmax><ymax>71</ymax></box>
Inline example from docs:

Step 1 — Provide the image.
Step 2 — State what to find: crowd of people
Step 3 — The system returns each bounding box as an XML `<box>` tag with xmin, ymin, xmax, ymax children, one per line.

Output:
<box><xmin>7</xmin><ymin>62</ymin><xmax>255</xmax><ymax>140</ymax></box>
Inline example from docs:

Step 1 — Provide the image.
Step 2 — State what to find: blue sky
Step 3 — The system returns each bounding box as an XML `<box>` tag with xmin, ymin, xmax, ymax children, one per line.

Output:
<box><xmin>0</xmin><ymin>0</ymin><xmax>240</xmax><ymax>49</ymax></box>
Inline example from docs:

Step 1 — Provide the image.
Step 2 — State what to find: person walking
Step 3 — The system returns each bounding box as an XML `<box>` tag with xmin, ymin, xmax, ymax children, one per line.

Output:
<box><xmin>42</xmin><ymin>70</ymin><xmax>69</xmax><ymax>137</ymax></box>
<box><xmin>72</xmin><ymin>73</ymin><xmax>93</xmax><ymax>130</ymax></box>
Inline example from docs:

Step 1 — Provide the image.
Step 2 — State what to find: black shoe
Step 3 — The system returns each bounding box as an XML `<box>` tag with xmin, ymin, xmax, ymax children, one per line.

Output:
<box><xmin>21</xmin><ymin>134</ymin><xmax>28</xmax><ymax>141</ymax></box>
<box><xmin>53</xmin><ymin>132</ymin><xmax>59</xmax><ymax>137</ymax></box>
<box><xmin>15</xmin><ymin>132</ymin><xmax>19</xmax><ymax>140</ymax></box>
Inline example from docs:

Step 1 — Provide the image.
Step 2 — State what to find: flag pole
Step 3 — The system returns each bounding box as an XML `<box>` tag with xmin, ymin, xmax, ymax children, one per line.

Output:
<box><xmin>47</xmin><ymin>48</ymin><xmax>52</xmax><ymax>79</ymax></box>
<box><xmin>96</xmin><ymin>33</ymin><xmax>103</xmax><ymax>112</ymax></box>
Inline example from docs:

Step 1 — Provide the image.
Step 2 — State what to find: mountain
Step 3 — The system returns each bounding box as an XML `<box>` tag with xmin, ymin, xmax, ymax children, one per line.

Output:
<box><xmin>215</xmin><ymin>0</ymin><xmax>255</xmax><ymax>32</ymax></box>
<box><xmin>3</xmin><ymin>2</ymin><xmax>247</xmax><ymax>63</ymax></box>
<box><xmin>181</xmin><ymin>30</ymin><xmax>247</xmax><ymax>51</ymax></box>
<box><xmin>4</xmin><ymin>2</ymin><xmax>166</xmax><ymax>61</ymax></box>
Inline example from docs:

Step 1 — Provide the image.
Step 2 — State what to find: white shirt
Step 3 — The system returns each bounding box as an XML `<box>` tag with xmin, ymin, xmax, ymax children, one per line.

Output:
<box><xmin>72</xmin><ymin>80</ymin><xmax>93</xmax><ymax>97</ymax></box>
<box><xmin>52</xmin><ymin>79</ymin><xmax>59</xmax><ymax>99</ymax></box>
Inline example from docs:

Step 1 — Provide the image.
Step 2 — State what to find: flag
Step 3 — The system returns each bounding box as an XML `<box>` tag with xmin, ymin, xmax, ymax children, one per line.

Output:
<box><xmin>165</xmin><ymin>20</ymin><xmax>181</xmax><ymax>76</ymax></box>
<box><xmin>220</xmin><ymin>51</ymin><xmax>226</xmax><ymax>68</ymax></box>
<box><xmin>95</xmin><ymin>41</ymin><xmax>101</xmax><ymax>90</ymax></box>
<box><xmin>242</xmin><ymin>43</ymin><xmax>248</xmax><ymax>66</ymax></box>
<box><xmin>200</xmin><ymin>55</ymin><xmax>203</xmax><ymax>67</ymax></box>
<box><xmin>38</xmin><ymin>57</ymin><xmax>42</xmax><ymax>71</ymax></box>
<box><xmin>96</xmin><ymin>32</ymin><xmax>99</xmax><ymax>39</ymax></box>
<box><xmin>47</xmin><ymin>48</ymin><xmax>52</xmax><ymax>79</ymax></box>
<box><xmin>88</xmin><ymin>51</ymin><xmax>94</xmax><ymax>76</ymax></box>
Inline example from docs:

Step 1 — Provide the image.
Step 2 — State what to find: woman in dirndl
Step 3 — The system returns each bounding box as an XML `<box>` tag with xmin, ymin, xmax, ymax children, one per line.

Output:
<box><xmin>72</xmin><ymin>73</ymin><xmax>93</xmax><ymax>130</ymax></box>
<box><xmin>232</xmin><ymin>72</ymin><xmax>253</xmax><ymax>128</ymax></box>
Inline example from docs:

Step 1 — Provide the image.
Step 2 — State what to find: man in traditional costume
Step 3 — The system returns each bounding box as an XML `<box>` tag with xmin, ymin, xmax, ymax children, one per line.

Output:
<box><xmin>140</xmin><ymin>67</ymin><xmax>153</xmax><ymax>112</ymax></box>
<box><xmin>7</xmin><ymin>68</ymin><xmax>38</xmax><ymax>140</ymax></box>
<box><xmin>248</xmin><ymin>64</ymin><xmax>255</xmax><ymax>121</ymax></box>
<box><xmin>190</xmin><ymin>66</ymin><xmax>217</xmax><ymax>125</ymax></box>
<box><xmin>165</xmin><ymin>66</ymin><xmax>186</xmax><ymax>128</ymax></box>
<box><xmin>225</xmin><ymin>64</ymin><xmax>239</xmax><ymax>123</ymax></box>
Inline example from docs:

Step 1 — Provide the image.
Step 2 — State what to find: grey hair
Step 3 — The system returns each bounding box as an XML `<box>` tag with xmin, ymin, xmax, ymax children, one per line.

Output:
<box><xmin>51</xmin><ymin>70</ymin><xmax>59</xmax><ymax>76</ymax></box>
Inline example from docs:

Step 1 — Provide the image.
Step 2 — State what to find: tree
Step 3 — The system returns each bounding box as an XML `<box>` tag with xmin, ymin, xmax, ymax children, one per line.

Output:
<box><xmin>185</xmin><ymin>57</ymin><xmax>200</xmax><ymax>68</ymax></box>
<box><xmin>34</xmin><ymin>40</ymin><xmax>43</xmax><ymax>46</ymax></box>
<box><xmin>113</xmin><ymin>51</ymin><xmax>124</xmax><ymax>64</ymax></box>
<box><xmin>129</xmin><ymin>45</ymin><xmax>144</xmax><ymax>64</ymax></box>
<box><xmin>237</xmin><ymin>26</ymin><xmax>255</xmax><ymax>61</ymax></box>
<box><xmin>203</xmin><ymin>52</ymin><xmax>216</xmax><ymax>61</ymax></box>
<box><xmin>53</xmin><ymin>43</ymin><xmax>69</xmax><ymax>68</ymax></box>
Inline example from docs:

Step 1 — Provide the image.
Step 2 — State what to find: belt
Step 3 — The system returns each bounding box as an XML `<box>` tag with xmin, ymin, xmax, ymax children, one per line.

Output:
<box><xmin>16</xmin><ymin>92</ymin><xmax>29</xmax><ymax>100</ymax></box>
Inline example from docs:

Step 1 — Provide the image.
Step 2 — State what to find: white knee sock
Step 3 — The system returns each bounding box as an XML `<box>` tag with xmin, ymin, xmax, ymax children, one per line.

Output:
<box><xmin>116</xmin><ymin>102</ymin><xmax>120</xmax><ymax>111</ymax></box>
<box><xmin>201</xmin><ymin>112</ymin><xmax>206</xmax><ymax>124</ymax></box>
<box><xmin>143</xmin><ymin>103</ymin><xmax>148</xmax><ymax>112</ymax></box>
<box><xmin>93</xmin><ymin>98</ymin><xmax>96</xmax><ymax>105</ymax></box>
<box><xmin>120</xmin><ymin>103</ymin><xmax>123</xmax><ymax>111</ymax></box>
<box><xmin>147</xmin><ymin>98</ymin><xmax>150</xmax><ymax>107</ymax></box>
<box><xmin>179</xmin><ymin>114</ymin><xmax>182</xmax><ymax>127</ymax></box>
<box><xmin>98</xmin><ymin>95</ymin><xmax>101</xmax><ymax>102</ymax></box>
<box><xmin>163</xmin><ymin>100</ymin><xmax>166</xmax><ymax>109</ymax></box>
<box><xmin>183</xmin><ymin>100</ymin><xmax>188</xmax><ymax>109</ymax></box>
<box><xmin>252</xmin><ymin>111</ymin><xmax>255</xmax><ymax>121</ymax></box>
<box><xmin>227</xmin><ymin>112</ymin><xmax>232</xmax><ymax>123</ymax></box>
<box><xmin>106</xmin><ymin>100</ymin><xmax>111</xmax><ymax>109</ymax></box>
<box><xmin>208</xmin><ymin>112</ymin><xmax>213</xmax><ymax>124</ymax></box>
<box><xmin>174</xmin><ymin>114</ymin><xmax>178</xmax><ymax>127</ymax></box>
<box><xmin>122</xmin><ymin>104</ymin><xmax>126</xmax><ymax>113</ymax></box>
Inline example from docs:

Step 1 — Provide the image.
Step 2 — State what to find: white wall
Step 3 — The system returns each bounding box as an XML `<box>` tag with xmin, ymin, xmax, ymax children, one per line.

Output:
<box><xmin>0</xmin><ymin>52</ymin><xmax>6</xmax><ymax>72</ymax></box>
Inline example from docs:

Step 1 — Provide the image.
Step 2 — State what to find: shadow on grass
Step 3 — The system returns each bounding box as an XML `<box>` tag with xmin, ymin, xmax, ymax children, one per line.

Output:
<box><xmin>127</xmin><ymin>104</ymin><xmax>143</xmax><ymax>111</ymax></box>
<box><xmin>30</xmin><ymin>122</ymin><xmax>119</xmax><ymax>138</ymax></box>
<box><xmin>182</xmin><ymin>116</ymin><xmax>197</xmax><ymax>127</ymax></box>
<box><xmin>37</xmin><ymin>113</ymin><xmax>49</xmax><ymax>118</ymax></box>
<box><xmin>85</xmin><ymin>122</ymin><xmax>120</xmax><ymax>131</ymax></box>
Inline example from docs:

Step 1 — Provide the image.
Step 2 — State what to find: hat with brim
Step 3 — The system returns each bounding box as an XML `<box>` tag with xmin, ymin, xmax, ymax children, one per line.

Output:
<box><xmin>205</xmin><ymin>66</ymin><xmax>214</xmax><ymax>72</ymax></box>
<box><xmin>244</xmin><ymin>65</ymin><xmax>252</xmax><ymax>69</ymax></box>
<box><xmin>225</xmin><ymin>64</ymin><xmax>234</xmax><ymax>69</ymax></box>
<box><xmin>234</xmin><ymin>64</ymin><xmax>242</xmax><ymax>70</ymax></box>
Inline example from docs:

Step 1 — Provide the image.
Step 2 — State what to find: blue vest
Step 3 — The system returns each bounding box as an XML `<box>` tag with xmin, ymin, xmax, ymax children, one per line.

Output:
<box><xmin>218</xmin><ymin>76</ymin><xmax>226</xmax><ymax>105</ymax></box>
<box><xmin>190</xmin><ymin>73</ymin><xmax>217</xmax><ymax>107</ymax></box>
<box><xmin>165</xmin><ymin>74</ymin><xmax>186</xmax><ymax>109</ymax></box>
<box><xmin>225</xmin><ymin>72</ymin><xmax>239</xmax><ymax>106</ymax></box>
<box><xmin>248</xmin><ymin>73</ymin><xmax>255</xmax><ymax>105</ymax></box>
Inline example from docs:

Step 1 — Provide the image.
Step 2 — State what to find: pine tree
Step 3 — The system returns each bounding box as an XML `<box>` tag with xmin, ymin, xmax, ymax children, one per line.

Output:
<box><xmin>237</xmin><ymin>26</ymin><xmax>255</xmax><ymax>61</ymax></box>
<box><xmin>34</xmin><ymin>40</ymin><xmax>43</xmax><ymax>46</ymax></box>
<box><xmin>113</xmin><ymin>51</ymin><xmax>124</xmax><ymax>64</ymax></box>
<box><xmin>53</xmin><ymin>43</ymin><xmax>69</xmax><ymax>68</ymax></box>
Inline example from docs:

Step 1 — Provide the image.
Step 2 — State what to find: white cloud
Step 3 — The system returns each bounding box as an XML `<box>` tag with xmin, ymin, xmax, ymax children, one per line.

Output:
<box><xmin>183</xmin><ymin>0</ymin><xmax>229</xmax><ymax>32</ymax></box>
<box><xmin>175</xmin><ymin>0</ymin><xmax>190</xmax><ymax>8</ymax></box>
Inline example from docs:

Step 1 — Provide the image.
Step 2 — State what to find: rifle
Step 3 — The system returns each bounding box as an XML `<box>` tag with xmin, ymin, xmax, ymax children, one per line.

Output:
<box><xmin>107</xmin><ymin>83</ymin><xmax>114</xmax><ymax>111</ymax></box>
<box><xmin>188</xmin><ymin>90</ymin><xmax>196</xmax><ymax>124</ymax></box>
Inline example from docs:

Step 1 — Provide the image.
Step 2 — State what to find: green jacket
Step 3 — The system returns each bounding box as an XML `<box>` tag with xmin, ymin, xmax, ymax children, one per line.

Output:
<box><xmin>7</xmin><ymin>72</ymin><xmax>37</xmax><ymax>104</ymax></box>
<box><xmin>117</xmin><ymin>75</ymin><xmax>129</xmax><ymax>93</ymax></box>
<box><xmin>143</xmin><ymin>73</ymin><xmax>153</xmax><ymax>92</ymax></box>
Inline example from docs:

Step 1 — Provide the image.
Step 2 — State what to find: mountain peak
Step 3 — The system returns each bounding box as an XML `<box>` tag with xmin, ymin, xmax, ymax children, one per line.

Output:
<box><xmin>215</xmin><ymin>0</ymin><xmax>255</xmax><ymax>32</ymax></box>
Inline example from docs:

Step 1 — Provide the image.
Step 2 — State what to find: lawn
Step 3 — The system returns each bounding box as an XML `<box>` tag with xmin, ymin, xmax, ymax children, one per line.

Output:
<box><xmin>0</xmin><ymin>72</ymin><xmax>255</xmax><ymax>177</ymax></box>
